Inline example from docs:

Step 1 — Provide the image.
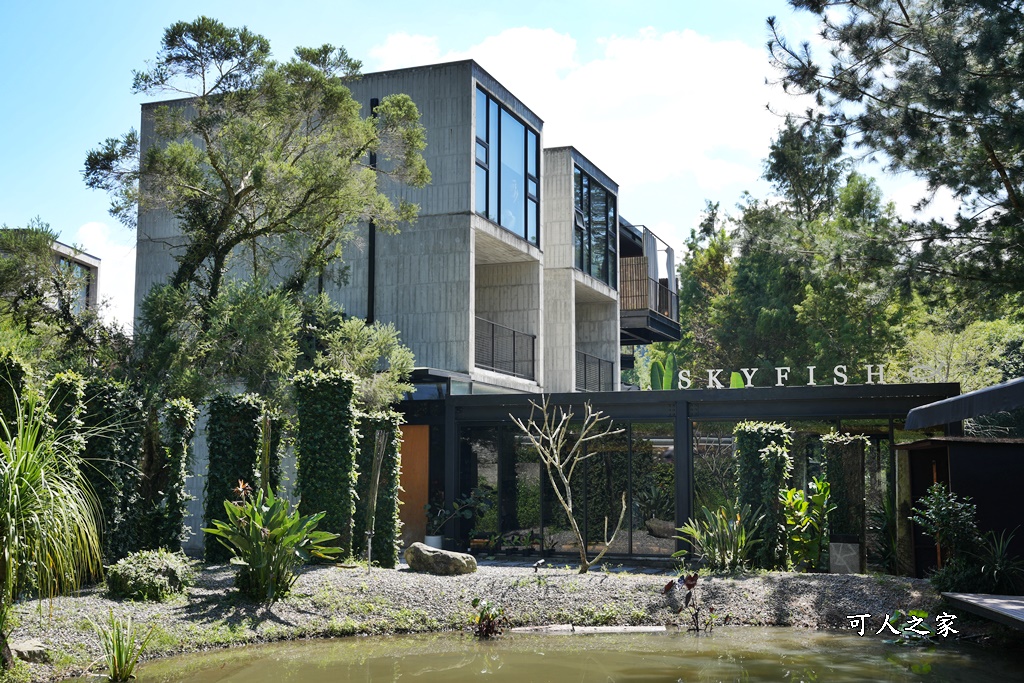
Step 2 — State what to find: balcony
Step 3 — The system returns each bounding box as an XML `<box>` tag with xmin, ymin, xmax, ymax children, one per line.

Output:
<box><xmin>619</xmin><ymin>256</ymin><xmax>682</xmax><ymax>344</ymax></box>
<box><xmin>575</xmin><ymin>350</ymin><xmax>615</xmax><ymax>392</ymax></box>
<box><xmin>475</xmin><ymin>317</ymin><xmax>536</xmax><ymax>381</ymax></box>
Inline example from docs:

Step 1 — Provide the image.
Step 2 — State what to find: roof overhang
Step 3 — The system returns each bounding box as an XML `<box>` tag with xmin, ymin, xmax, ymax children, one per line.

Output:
<box><xmin>905</xmin><ymin>377</ymin><xmax>1024</xmax><ymax>430</ymax></box>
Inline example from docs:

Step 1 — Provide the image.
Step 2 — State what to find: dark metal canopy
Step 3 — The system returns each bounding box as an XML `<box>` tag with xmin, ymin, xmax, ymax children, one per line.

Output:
<box><xmin>905</xmin><ymin>377</ymin><xmax>1024</xmax><ymax>430</ymax></box>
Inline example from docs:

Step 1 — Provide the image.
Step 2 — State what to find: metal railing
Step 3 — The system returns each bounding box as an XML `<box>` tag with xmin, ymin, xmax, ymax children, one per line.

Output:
<box><xmin>620</xmin><ymin>257</ymin><xmax>679</xmax><ymax>321</ymax></box>
<box><xmin>575</xmin><ymin>350</ymin><xmax>615</xmax><ymax>392</ymax></box>
<box><xmin>475</xmin><ymin>317</ymin><xmax>536</xmax><ymax>381</ymax></box>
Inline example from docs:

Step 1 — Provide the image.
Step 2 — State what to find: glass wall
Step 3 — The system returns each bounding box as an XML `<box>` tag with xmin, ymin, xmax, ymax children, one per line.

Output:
<box><xmin>475</xmin><ymin>87</ymin><xmax>540</xmax><ymax>246</ymax></box>
<box><xmin>457</xmin><ymin>420</ymin><xmax>676</xmax><ymax>558</ymax></box>
<box><xmin>573</xmin><ymin>166</ymin><xmax>617</xmax><ymax>288</ymax></box>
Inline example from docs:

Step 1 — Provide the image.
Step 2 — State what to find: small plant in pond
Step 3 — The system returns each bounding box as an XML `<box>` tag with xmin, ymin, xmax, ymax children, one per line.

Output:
<box><xmin>780</xmin><ymin>476</ymin><xmax>835</xmax><ymax>571</ymax></box>
<box><xmin>425</xmin><ymin>487</ymin><xmax>494</xmax><ymax>536</ymax></box>
<box><xmin>663</xmin><ymin>573</ymin><xmax>716</xmax><ymax>632</ymax></box>
<box><xmin>88</xmin><ymin>609</ymin><xmax>155</xmax><ymax>682</ymax></box>
<box><xmin>203</xmin><ymin>480</ymin><xmax>341</xmax><ymax>602</ymax></box>
<box><xmin>673</xmin><ymin>500</ymin><xmax>762</xmax><ymax>572</ymax></box>
<box><xmin>470</xmin><ymin>598</ymin><xmax>509</xmax><ymax>638</ymax></box>
<box><xmin>106</xmin><ymin>549</ymin><xmax>196</xmax><ymax>602</ymax></box>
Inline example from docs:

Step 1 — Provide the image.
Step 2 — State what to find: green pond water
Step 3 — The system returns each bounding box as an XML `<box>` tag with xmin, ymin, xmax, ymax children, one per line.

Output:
<box><xmin>123</xmin><ymin>628</ymin><xmax>1022</xmax><ymax>683</ymax></box>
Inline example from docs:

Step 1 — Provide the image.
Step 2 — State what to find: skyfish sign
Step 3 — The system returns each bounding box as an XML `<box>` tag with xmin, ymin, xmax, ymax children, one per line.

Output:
<box><xmin>674</xmin><ymin>364</ymin><xmax>932</xmax><ymax>389</ymax></box>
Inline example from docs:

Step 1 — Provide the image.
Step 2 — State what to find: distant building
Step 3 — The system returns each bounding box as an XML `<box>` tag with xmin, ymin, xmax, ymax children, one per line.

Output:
<box><xmin>52</xmin><ymin>240</ymin><xmax>100</xmax><ymax>314</ymax></box>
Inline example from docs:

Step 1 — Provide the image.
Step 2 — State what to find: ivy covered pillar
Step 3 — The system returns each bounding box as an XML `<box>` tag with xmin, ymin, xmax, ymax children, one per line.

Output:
<box><xmin>294</xmin><ymin>369</ymin><xmax>358</xmax><ymax>558</ymax></box>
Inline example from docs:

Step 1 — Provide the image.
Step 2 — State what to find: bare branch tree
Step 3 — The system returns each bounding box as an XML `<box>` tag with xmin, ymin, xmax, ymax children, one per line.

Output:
<box><xmin>510</xmin><ymin>396</ymin><xmax>625</xmax><ymax>574</ymax></box>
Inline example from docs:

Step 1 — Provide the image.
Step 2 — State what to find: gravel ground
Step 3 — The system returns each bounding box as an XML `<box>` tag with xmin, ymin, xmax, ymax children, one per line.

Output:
<box><xmin>2</xmin><ymin>559</ymin><xmax>956</xmax><ymax>681</ymax></box>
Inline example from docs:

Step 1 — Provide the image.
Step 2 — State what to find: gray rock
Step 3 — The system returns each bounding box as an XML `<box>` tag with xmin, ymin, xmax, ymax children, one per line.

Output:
<box><xmin>10</xmin><ymin>638</ymin><xmax>49</xmax><ymax>664</ymax></box>
<box><xmin>405</xmin><ymin>542</ymin><xmax>477</xmax><ymax>575</ymax></box>
<box><xmin>645</xmin><ymin>518</ymin><xmax>677</xmax><ymax>539</ymax></box>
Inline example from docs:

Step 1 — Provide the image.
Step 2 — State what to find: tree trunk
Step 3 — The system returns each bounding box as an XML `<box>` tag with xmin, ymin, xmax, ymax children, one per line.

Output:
<box><xmin>1</xmin><ymin>630</ymin><xmax>13</xmax><ymax>671</ymax></box>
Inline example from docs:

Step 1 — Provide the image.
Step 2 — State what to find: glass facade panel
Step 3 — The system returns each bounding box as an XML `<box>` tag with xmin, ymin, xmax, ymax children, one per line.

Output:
<box><xmin>631</xmin><ymin>422</ymin><xmax>675</xmax><ymax>556</ymax></box>
<box><xmin>474</xmin><ymin>87</ymin><xmax>539</xmax><ymax>246</ymax></box>
<box><xmin>475</xmin><ymin>165</ymin><xmax>488</xmax><ymax>220</ymax></box>
<box><xmin>573</xmin><ymin>165</ymin><xmax>617</xmax><ymax>288</ymax></box>
<box><xmin>500</xmin><ymin>110</ymin><xmax>525</xmax><ymax>235</ymax></box>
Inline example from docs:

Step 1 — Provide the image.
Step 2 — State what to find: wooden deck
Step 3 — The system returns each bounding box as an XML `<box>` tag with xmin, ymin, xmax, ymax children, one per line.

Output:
<box><xmin>942</xmin><ymin>592</ymin><xmax>1024</xmax><ymax>631</ymax></box>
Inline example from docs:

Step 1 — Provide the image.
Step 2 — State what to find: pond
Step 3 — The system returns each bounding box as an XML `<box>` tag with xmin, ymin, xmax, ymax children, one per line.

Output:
<box><xmin>116</xmin><ymin>627</ymin><xmax>1022</xmax><ymax>683</ymax></box>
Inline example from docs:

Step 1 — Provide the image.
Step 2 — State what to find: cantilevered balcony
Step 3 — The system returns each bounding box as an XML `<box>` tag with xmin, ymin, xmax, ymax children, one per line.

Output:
<box><xmin>475</xmin><ymin>316</ymin><xmax>536</xmax><ymax>381</ymax></box>
<box><xmin>618</xmin><ymin>221</ymin><xmax>682</xmax><ymax>345</ymax></box>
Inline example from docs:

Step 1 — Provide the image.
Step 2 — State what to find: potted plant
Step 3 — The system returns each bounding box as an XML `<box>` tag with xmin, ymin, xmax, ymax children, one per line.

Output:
<box><xmin>424</xmin><ymin>488</ymin><xmax>494</xmax><ymax>548</ymax></box>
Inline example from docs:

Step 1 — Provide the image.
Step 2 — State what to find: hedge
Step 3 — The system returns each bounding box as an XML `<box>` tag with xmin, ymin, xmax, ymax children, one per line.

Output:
<box><xmin>821</xmin><ymin>431</ymin><xmax>869</xmax><ymax>540</ymax></box>
<box><xmin>294</xmin><ymin>369</ymin><xmax>358</xmax><ymax>558</ymax></box>
<box><xmin>352</xmin><ymin>410</ymin><xmax>403</xmax><ymax>568</ymax></box>
<box><xmin>204</xmin><ymin>393</ymin><xmax>279</xmax><ymax>562</ymax></box>
<box><xmin>734</xmin><ymin>420</ymin><xmax>793</xmax><ymax>569</ymax></box>
<box><xmin>79</xmin><ymin>377</ymin><xmax>146</xmax><ymax>561</ymax></box>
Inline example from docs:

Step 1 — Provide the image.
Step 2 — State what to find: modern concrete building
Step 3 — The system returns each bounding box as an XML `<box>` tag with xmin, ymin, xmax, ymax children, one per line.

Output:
<box><xmin>134</xmin><ymin>59</ymin><xmax>684</xmax><ymax>551</ymax></box>
<box><xmin>134</xmin><ymin>59</ymin><xmax>679</xmax><ymax>397</ymax></box>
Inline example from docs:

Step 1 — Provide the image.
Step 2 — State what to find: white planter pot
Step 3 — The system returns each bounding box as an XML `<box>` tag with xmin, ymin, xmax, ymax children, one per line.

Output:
<box><xmin>424</xmin><ymin>535</ymin><xmax>443</xmax><ymax>549</ymax></box>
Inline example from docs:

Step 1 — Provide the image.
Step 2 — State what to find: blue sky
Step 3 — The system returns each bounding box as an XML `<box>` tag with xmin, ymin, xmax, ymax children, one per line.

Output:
<box><xmin>0</xmin><ymin>1</ymin><xmax>946</xmax><ymax>327</ymax></box>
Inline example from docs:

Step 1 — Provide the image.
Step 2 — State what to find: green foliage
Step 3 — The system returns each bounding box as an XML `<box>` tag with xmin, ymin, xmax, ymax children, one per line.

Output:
<box><xmin>0</xmin><ymin>392</ymin><xmax>102</xmax><ymax>662</ymax></box>
<box><xmin>315</xmin><ymin>316</ymin><xmax>414</xmax><ymax>411</ymax></box>
<box><xmin>88</xmin><ymin>609</ymin><xmax>155</xmax><ymax>682</ymax></box>
<box><xmin>105</xmin><ymin>549</ymin><xmax>196</xmax><ymax>601</ymax></box>
<box><xmin>867</xmin><ymin>495</ymin><xmax>900</xmax><ymax>574</ymax></box>
<box><xmin>910</xmin><ymin>482</ymin><xmax>981</xmax><ymax>562</ymax></box>
<box><xmin>648</xmin><ymin>354</ymin><xmax>678</xmax><ymax>391</ymax></box>
<box><xmin>764</xmin><ymin>114</ymin><xmax>847</xmax><ymax>223</ymax></box>
<box><xmin>0</xmin><ymin>350</ymin><xmax>26</xmax><ymax>427</ymax></box>
<box><xmin>352</xmin><ymin>411</ymin><xmax>403</xmax><ymax>568</ymax></box>
<box><xmin>781</xmin><ymin>476</ymin><xmax>835</xmax><ymax>571</ymax></box>
<box><xmin>673</xmin><ymin>500</ymin><xmax>763</xmax><ymax>572</ymax></box>
<box><xmin>294</xmin><ymin>369</ymin><xmax>358</xmax><ymax>557</ymax></box>
<box><xmin>770</xmin><ymin>0</ymin><xmax>1024</xmax><ymax>301</ymax></box>
<box><xmin>974</xmin><ymin>528</ymin><xmax>1024</xmax><ymax>595</ymax></box>
<box><xmin>149</xmin><ymin>397</ymin><xmax>198</xmax><ymax>551</ymax></box>
<box><xmin>470</xmin><ymin>598</ymin><xmax>509</xmax><ymax>638</ymax></box>
<box><xmin>734</xmin><ymin>421</ymin><xmax>793</xmax><ymax>569</ymax></box>
<box><xmin>79</xmin><ymin>378</ymin><xmax>145</xmax><ymax>562</ymax></box>
<box><xmin>425</xmin><ymin>488</ymin><xmax>494</xmax><ymax>536</ymax></box>
<box><xmin>203</xmin><ymin>484</ymin><xmax>340</xmax><ymax>602</ymax></box>
<box><xmin>204</xmin><ymin>393</ymin><xmax>278</xmax><ymax>562</ymax></box>
<box><xmin>821</xmin><ymin>431</ymin><xmax>869</xmax><ymax>539</ymax></box>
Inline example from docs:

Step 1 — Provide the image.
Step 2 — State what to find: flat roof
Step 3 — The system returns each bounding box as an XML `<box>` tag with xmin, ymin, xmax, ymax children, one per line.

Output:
<box><xmin>905</xmin><ymin>377</ymin><xmax>1024</xmax><ymax>429</ymax></box>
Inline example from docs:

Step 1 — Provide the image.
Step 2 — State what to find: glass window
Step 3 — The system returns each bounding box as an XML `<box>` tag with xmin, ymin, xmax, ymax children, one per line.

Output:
<box><xmin>572</xmin><ymin>164</ymin><xmax>617</xmax><ymax>289</ymax></box>
<box><xmin>500</xmin><ymin>110</ymin><xmax>525</xmax><ymax>236</ymax></box>
<box><xmin>474</xmin><ymin>87</ymin><xmax>540</xmax><ymax>246</ymax></box>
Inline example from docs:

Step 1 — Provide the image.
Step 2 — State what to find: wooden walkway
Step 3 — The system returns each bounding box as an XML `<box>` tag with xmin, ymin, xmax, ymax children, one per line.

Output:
<box><xmin>942</xmin><ymin>592</ymin><xmax>1024</xmax><ymax>631</ymax></box>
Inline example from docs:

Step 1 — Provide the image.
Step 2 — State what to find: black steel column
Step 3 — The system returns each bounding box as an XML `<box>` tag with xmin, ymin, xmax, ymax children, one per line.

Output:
<box><xmin>674</xmin><ymin>398</ymin><xmax>693</xmax><ymax>556</ymax></box>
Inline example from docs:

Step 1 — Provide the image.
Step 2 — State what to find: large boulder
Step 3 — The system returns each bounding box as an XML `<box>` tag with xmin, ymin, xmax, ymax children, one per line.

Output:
<box><xmin>9</xmin><ymin>639</ymin><xmax>49</xmax><ymax>664</ymax></box>
<box><xmin>645</xmin><ymin>517</ymin><xmax>677</xmax><ymax>539</ymax></box>
<box><xmin>405</xmin><ymin>542</ymin><xmax>477</xmax><ymax>575</ymax></box>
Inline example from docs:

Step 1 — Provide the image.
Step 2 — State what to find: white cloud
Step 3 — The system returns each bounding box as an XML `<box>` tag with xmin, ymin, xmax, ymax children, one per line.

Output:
<box><xmin>73</xmin><ymin>221</ymin><xmax>136</xmax><ymax>330</ymax></box>
<box><xmin>368</xmin><ymin>27</ymin><xmax>809</xmax><ymax>252</ymax></box>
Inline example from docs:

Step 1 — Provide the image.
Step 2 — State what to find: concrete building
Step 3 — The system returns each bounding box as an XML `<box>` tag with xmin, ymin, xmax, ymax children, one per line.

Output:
<box><xmin>52</xmin><ymin>240</ymin><xmax>100</xmax><ymax>313</ymax></box>
<box><xmin>133</xmin><ymin>59</ymin><xmax>682</xmax><ymax>550</ymax></box>
<box><xmin>134</xmin><ymin>60</ymin><xmax>679</xmax><ymax>397</ymax></box>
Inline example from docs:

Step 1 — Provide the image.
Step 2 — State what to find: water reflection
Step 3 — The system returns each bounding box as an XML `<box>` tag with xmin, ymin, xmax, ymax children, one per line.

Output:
<box><xmin>110</xmin><ymin>627</ymin><xmax>1023</xmax><ymax>683</ymax></box>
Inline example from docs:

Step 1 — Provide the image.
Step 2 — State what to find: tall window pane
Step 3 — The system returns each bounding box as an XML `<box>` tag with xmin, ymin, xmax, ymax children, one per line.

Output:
<box><xmin>527</xmin><ymin>130</ymin><xmax>537</xmax><ymax>176</ymax></box>
<box><xmin>527</xmin><ymin>199</ymin><xmax>538</xmax><ymax>244</ymax></box>
<box><xmin>488</xmin><ymin>100</ymin><xmax>499</xmax><ymax>223</ymax></box>
<box><xmin>592</xmin><ymin>185</ymin><xmax>607</xmax><ymax>283</ymax></box>
<box><xmin>476</xmin><ymin>88</ymin><xmax>487</xmax><ymax>143</ymax></box>
<box><xmin>476</xmin><ymin>165</ymin><xmax>488</xmax><ymax>216</ymax></box>
<box><xmin>500</xmin><ymin>110</ymin><xmax>525</xmax><ymax>236</ymax></box>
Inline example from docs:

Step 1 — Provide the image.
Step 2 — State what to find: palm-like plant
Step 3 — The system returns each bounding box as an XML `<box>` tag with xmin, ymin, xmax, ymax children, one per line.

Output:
<box><xmin>1</xmin><ymin>392</ymin><xmax>102</xmax><ymax>669</ymax></box>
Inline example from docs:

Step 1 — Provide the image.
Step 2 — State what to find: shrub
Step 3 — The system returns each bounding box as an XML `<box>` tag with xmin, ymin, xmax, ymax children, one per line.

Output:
<box><xmin>294</xmin><ymin>369</ymin><xmax>358</xmax><ymax>558</ymax></box>
<box><xmin>204</xmin><ymin>393</ymin><xmax>279</xmax><ymax>562</ymax></box>
<box><xmin>352</xmin><ymin>410</ymin><xmax>403</xmax><ymax>568</ymax></box>
<box><xmin>88</xmin><ymin>609</ymin><xmax>155</xmax><ymax>682</ymax></box>
<box><xmin>734</xmin><ymin>421</ymin><xmax>793</xmax><ymax>569</ymax></box>
<box><xmin>204</xmin><ymin>483</ymin><xmax>340</xmax><ymax>602</ymax></box>
<box><xmin>673</xmin><ymin>500</ymin><xmax>762</xmax><ymax>572</ymax></box>
<box><xmin>105</xmin><ymin>549</ymin><xmax>196</xmax><ymax>601</ymax></box>
<box><xmin>0</xmin><ymin>350</ymin><xmax>27</xmax><ymax>426</ymax></box>
<box><xmin>910</xmin><ymin>482</ymin><xmax>981</xmax><ymax>562</ymax></box>
<box><xmin>821</xmin><ymin>431</ymin><xmax>869</xmax><ymax>540</ymax></box>
<box><xmin>781</xmin><ymin>476</ymin><xmax>835</xmax><ymax>571</ymax></box>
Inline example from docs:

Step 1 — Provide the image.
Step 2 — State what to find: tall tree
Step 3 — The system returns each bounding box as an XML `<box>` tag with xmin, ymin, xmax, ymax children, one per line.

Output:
<box><xmin>85</xmin><ymin>17</ymin><xmax>430</xmax><ymax>335</ymax></box>
<box><xmin>768</xmin><ymin>0</ymin><xmax>1024</xmax><ymax>301</ymax></box>
<box><xmin>765</xmin><ymin>114</ymin><xmax>848</xmax><ymax>223</ymax></box>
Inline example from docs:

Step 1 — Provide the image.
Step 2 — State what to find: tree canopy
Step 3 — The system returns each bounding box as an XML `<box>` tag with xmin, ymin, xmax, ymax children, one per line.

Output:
<box><xmin>768</xmin><ymin>0</ymin><xmax>1024</xmax><ymax>301</ymax></box>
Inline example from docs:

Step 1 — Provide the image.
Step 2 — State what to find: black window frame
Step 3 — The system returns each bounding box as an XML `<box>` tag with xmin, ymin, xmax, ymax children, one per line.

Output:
<box><xmin>474</xmin><ymin>86</ymin><xmax>541</xmax><ymax>247</ymax></box>
<box><xmin>573</xmin><ymin>165</ymin><xmax>618</xmax><ymax>289</ymax></box>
